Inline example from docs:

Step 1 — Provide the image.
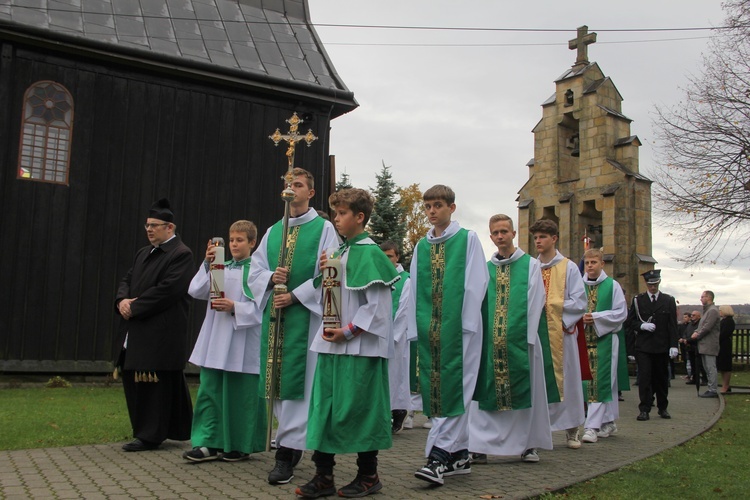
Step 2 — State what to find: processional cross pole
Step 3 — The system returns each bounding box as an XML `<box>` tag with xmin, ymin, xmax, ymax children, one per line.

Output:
<box><xmin>264</xmin><ymin>112</ymin><xmax>317</xmax><ymax>451</ymax></box>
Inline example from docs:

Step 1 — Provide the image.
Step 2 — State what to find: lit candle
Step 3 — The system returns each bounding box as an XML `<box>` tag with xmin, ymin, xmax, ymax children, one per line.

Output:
<box><xmin>210</xmin><ymin>237</ymin><xmax>225</xmax><ymax>310</ymax></box>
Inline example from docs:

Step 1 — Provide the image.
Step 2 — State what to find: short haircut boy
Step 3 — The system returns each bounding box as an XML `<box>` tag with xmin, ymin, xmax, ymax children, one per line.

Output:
<box><xmin>528</xmin><ymin>219</ymin><xmax>559</xmax><ymax>237</ymax></box>
<box><xmin>229</xmin><ymin>220</ymin><xmax>258</xmax><ymax>241</ymax></box>
<box><xmin>489</xmin><ymin>213</ymin><xmax>514</xmax><ymax>230</ymax></box>
<box><xmin>583</xmin><ymin>248</ymin><xmax>604</xmax><ymax>261</ymax></box>
<box><xmin>292</xmin><ymin>167</ymin><xmax>315</xmax><ymax>190</ymax></box>
<box><xmin>423</xmin><ymin>184</ymin><xmax>455</xmax><ymax>204</ymax></box>
<box><xmin>328</xmin><ymin>188</ymin><xmax>374</xmax><ymax>226</ymax></box>
<box><xmin>379</xmin><ymin>240</ymin><xmax>400</xmax><ymax>256</ymax></box>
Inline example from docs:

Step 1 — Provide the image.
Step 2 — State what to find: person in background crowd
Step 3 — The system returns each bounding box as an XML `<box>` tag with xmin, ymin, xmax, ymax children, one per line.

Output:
<box><xmin>717</xmin><ymin>305</ymin><xmax>735</xmax><ymax>395</ymax></box>
<box><xmin>691</xmin><ymin>291</ymin><xmax>721</xmax><ymax>398</ymax></box>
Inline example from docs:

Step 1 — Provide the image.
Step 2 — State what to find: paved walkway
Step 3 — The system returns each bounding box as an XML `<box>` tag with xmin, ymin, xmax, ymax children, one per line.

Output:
<box><xmin>0</xmin><ymin>379</ymin><xmax>726</xmax><ymax>499</ymax></box>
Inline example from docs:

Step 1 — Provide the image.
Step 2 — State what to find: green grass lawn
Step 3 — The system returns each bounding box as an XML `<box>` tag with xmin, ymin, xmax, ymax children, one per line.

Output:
<box><xmin>551</xmin><ymin>371</ymin><xmax>750</xmax><ymax>499</ymax></box>
<box><xmin>0</xmin><ymin>382</ymin><xmax>198</xmax><ymax>450</ymax></box>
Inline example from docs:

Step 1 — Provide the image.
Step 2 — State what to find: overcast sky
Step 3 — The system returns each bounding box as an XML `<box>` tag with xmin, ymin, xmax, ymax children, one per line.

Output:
<box><xmin>308</xmin><ymin>0</ymin><xmax>748</xmax><ymax>307</ymax></box>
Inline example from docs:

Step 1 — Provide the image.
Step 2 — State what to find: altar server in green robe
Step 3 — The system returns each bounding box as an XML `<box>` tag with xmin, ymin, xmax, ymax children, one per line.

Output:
<box><xmin>409</xmin><ymin>185</ymin><xmax>489</xmax><ymax>486</ymax></box>
<box><xmin>296</xmin><ymin>188</ymin><xmax>399</xmax><ymax>499</ymax></box>
<box><xmin>183</xmin><ymin>220</ymin><xmax>266</xmax><ymax>462</ymax></box>
<box><xmin>248</xmin><ymin>168</ymin><xmax>339</xmax><ymax>485</ymax></box>
<box><xmin>470</xmin><ymin>214</ymin><xmax>552</xmax><ymax>464</ymax></box>
<box><xmin>580</xmin><ymin>248</ymin><xmax>628</xmax><ymax>443</ymax></box>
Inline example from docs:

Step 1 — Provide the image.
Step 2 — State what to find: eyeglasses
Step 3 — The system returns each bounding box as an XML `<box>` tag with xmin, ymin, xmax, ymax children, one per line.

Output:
<box><xmin>144</xmin><ymin>223</ymin><xmax>169</xmax><ymax>229</ymax></box>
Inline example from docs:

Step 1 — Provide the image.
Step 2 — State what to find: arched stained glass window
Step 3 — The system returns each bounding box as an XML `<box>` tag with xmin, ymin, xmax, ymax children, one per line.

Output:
<box><xmin>17</xmin><ymin>81</ymin><xmax>74</xmax><ymax>185</ymax></box>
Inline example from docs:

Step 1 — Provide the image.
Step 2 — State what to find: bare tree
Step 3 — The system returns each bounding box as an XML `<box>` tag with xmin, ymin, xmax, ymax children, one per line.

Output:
<box><xmin>652</xmin><ymin>0</ymin><xmax>750</xmax><ymax>264</ymax></box>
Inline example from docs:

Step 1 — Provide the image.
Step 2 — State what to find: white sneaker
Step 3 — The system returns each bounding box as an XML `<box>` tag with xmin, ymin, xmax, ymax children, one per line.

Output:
<box><xmin>521</xmin><ymin>448</ymin><xmax>539</xmax><ymax>463</ymax></box>
<box><xmin>582</xmin><ymin>428</ymin><xmax>598</xmax><ymax>443</ymax></box>
<box><xmin>596</xmin><ymin>422</ymin><xmax>614</xmax><ymax>438</ymax></box>
<box><xmin>422</xmin><ymin>418</ymin><xmax>433</xmax><ymax>429</ymax></box>
<box><xmin>566</xmin><ymin>428</ymin><xmax>581</xmax><ymax>449</ymax></box>
<box><xmin>403</xmin><ymin>411</ymin><xmax>414</xmax><ymax>429</ymax></box>
<box><xmin>604</xmin><ymin>422</ymin><xmax>618</xmax><ymax>436</ymax></box>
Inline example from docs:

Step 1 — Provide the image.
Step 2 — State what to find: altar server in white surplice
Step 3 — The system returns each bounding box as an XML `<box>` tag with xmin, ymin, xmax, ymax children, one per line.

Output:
<box><xmin>470</xmin><ymin>214</ymin><xmax>552</xmax><ymax>464</ymax></box>
<box><xmin>380</xmin><ymin>241</ymin><xmax>413</xmax><ymax>435</ymax></box>
<box><xmin>184</xmin><ymin>220</ymin><xmax>266</xmax><ymax>463</ymax></box>
<box><xmin>580</xmin><ymin>248</ymin><xmax>628</xmax><ymax>444</ymax></box>
<box><xmin>529</xmin><ymin>219</ymin><xmax>587</xmax><ymax>450</ymax></box>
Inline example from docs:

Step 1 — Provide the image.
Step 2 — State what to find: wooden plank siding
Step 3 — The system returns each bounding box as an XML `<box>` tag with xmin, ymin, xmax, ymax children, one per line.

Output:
<box><xmin>0</xmin><ymin>40</ymin><xmax>334</xmax><ymax>372</ymax></box>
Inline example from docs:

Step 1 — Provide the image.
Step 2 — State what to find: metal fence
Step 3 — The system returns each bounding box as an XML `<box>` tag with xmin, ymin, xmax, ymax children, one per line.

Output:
<box><xmin>733</xmin><ymin>324</ymin><xmax>750</xmax><ymax>365</ymax></box>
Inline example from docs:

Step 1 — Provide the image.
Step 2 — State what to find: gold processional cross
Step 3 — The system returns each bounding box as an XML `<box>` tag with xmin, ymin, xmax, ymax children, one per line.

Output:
<box><xmin>568</xmin><ymin>25</ymin><xmax>597</xmax><ymax>66</ymax></box>
<box><xmin>269</xmin><ymin>112</ymin><xmax>318</xmax><ymax>198</ymax></box>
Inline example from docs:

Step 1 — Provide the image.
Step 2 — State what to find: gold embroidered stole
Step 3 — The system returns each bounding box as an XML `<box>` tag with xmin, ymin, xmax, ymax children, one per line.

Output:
<box><xmin>265</xmin><ymin>225</ymin><xmax>300</xmax><ymax>399</ymax></box>
<box><xmin>585</xmin><ymin>284</ymin><xmax>599</xmax><ymax>402</ymax></box>
<box><xmin>541</xmin><ymin>260</ymin><xmax>568</xmax><ymax>400</ymax></box>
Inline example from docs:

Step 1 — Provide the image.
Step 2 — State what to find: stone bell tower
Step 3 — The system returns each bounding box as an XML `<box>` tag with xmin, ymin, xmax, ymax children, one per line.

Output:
<box><xmin>516</xmin><ymin>26</ymin><xmax>655</xmax><ymax>298</ymax></box>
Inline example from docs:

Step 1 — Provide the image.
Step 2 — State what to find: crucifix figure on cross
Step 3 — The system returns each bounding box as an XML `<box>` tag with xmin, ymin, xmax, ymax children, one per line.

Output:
<box><xmin>568</xmin><ymin>25</ymin><xmax>597</xmax><ymax>66</ymax></box>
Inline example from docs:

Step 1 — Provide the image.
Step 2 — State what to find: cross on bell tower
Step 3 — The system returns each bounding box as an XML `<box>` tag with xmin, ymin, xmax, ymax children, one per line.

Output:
<box><xmin>568</xmin><ymin>25</ymin><xmax>597</xmax><ymax>67</ymax></box>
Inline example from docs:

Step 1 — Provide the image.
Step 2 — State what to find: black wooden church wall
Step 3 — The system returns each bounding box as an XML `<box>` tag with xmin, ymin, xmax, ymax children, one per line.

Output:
<box><xmin>0</xmin><ymin>40</ymin><xmax>338</xmax><ymax>373</ymax></box>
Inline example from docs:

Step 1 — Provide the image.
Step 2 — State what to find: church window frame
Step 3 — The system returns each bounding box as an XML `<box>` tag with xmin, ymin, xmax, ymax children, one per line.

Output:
<box><xmin>17</xmin><ymin>81</ymin><xmax>75</xmax><ymax>185</ymax></box>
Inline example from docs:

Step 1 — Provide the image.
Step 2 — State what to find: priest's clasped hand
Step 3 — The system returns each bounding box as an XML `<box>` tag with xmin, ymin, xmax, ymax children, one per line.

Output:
<box><xmin>118</xmin><ymin>298</ymin><xmax>137</xmax><ymax>320</ymax></box>
<box><xmin>640</xmin><ymin>322</ymin><xmax>656</xmax><ymax>332</ymax></box>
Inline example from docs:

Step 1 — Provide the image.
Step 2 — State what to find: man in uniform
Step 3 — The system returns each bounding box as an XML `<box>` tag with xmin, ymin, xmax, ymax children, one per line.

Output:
<box><xmin>626</xmin><ymin>269</ymin><xmax>679</xmax><ymax>421</ymax></box>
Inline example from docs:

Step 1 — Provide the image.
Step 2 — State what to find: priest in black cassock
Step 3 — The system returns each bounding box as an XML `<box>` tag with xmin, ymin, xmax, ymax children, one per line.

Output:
<box><xmin>115</xmin><ymin>199</ymin><xmax>194</xmax><ymax>451</ymax></box>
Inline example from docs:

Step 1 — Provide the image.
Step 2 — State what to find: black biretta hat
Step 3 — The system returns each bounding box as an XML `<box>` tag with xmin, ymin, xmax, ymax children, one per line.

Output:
<box><xmin>148</xmin><ymin>198</ymin><xmax>174</xmax><ymax>223</ymax></box>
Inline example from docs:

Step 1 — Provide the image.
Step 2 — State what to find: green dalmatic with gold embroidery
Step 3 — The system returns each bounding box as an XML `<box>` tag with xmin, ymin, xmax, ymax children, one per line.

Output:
<box><xmin>415</xmin><ymin>229</ymin><xmax>467</xmax><ymax>418</ymax></box>
<box><xmin>582</xmin><ymin>277</ymin><xmax>615</xmax><ymax>403</ymax></box>
<box><xmin>474</xmin><ymin>255</ymin><xmax>532</xmax><ymax>411</ymax></box>
<box><xmin>260</xmin><ymin>216</ymin><xmax>324</xmax><ymax>400</ymax></box>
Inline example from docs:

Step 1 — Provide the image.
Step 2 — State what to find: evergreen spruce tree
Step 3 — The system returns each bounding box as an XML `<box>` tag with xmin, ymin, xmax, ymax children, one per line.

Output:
<box><xmin>335</xmin><ymin>171</ymin><xmax>353</xmax><ymax>191</ymax></box>
<box><xmin>369</xmin><ymin>162</ymin><xmax>406</xmax><ymax>248</ymax></box>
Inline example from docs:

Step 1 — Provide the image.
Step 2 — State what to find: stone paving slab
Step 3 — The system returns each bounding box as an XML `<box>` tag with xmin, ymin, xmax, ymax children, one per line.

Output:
<box><xmin>0</xmin><ymin>379</ymin><xmax>724</xmax><ymax>499</ymax></box>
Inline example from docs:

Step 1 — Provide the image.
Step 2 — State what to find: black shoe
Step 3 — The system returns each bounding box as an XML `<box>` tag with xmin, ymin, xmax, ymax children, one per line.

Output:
<box><xmin>699</xmin><ymin>391</ymin><xmax>719</xmax><ymax>398</ymax></box>
<box><xmin>444</xmin><ymin>452</ymin><xmax>471</xmax><ymax>477</ymax></box>
<box><xmin>268</xmin><ymin>460</ymin><xmax>294</xmax><ymax>485</ymax></box>
<box><xmin>218</xmin><ymin>450</ymin><xmax>249</xmax><ymax>462</ymax></box>
<box><xmin>415</xmin><ymin>457</ymin><xmax>447</xmax><ymax>485</ymax></box>
<box><xmin>295</xmin><ymin>473</ymin><xmax>336</xmax><ymax>498</ymax></box>
<box><xmin>470</xmin><ymin>453</ymin><xmax>487</xmax><ymax>465</ymax></box>
<box><xmin>636</xmin><ymin>411</ymin><xmax>650</xmax><ymax>421</ymax></box>
<box><xmin>392</xmin><ymin>409</ymin><xmax>408</xmax><ymax>434</ymax></box>
<box><xmin>337</xmin><ymin>474</ymin><xmax>382</xmax><ymax>498</ymax></box>
<box><xmin>685</xmin><ymin>379</ymin><xmax>696</xmax><ymax>385</ymax></box>
<box><xmin>182</xmin><ymin>446</ymin><xmax>219</xmax><ymax>462</ymax></box>
<box><xmin>658</xmin><ymin>410</ymin><xmax>672</xmax><ymax>419</ymax></box>
<box><xmin>122</xmin><ymin>438</ymin><xmax>159</xmax><ymax>452</ymax></box>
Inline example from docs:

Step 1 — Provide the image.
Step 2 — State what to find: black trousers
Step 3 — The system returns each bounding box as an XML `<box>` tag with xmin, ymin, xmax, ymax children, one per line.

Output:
<box><xmin>312</xmin><ymin>450</ymin><xmax>378</xmax><ymax>475</ymax></box>
<box><xmin>122</xmin><ymin>369</ymin><xmax>193</xmax><ymax>444</ymax></box>
<box><xmin>635</xmin><ymin>351</ymin><xmax>669</xmax><ymax>413</ymax></box>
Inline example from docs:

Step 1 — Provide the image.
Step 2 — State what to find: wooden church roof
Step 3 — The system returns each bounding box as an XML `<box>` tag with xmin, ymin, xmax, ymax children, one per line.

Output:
<box><xmin>0</xmin><ymin>0</ymin><xmax>357</xmax><ymax>116</ymax></box>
